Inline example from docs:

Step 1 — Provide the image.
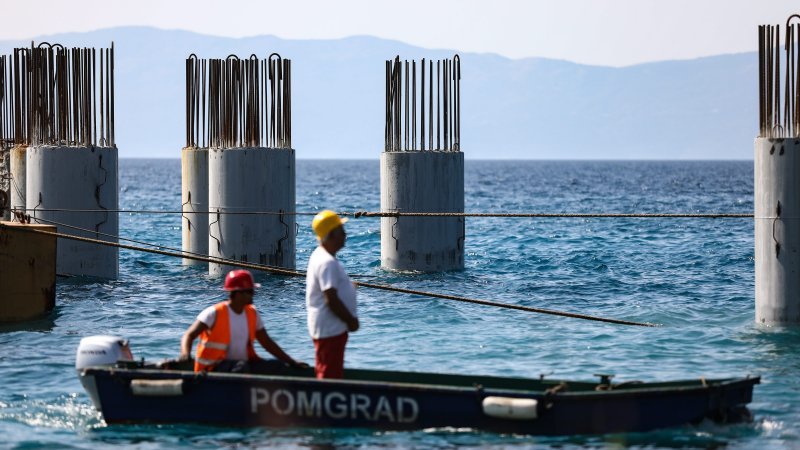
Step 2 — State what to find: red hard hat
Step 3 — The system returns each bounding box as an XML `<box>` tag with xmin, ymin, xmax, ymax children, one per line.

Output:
<box><xmin>223</xmin><ymin>270</ymin><xmax>261</xmax><ymax>292</ymax></box>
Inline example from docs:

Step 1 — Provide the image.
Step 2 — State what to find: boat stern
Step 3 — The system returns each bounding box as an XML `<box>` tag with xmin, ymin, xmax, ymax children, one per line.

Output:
<box><xmin>79</xmin><ymin>369</ymin><xmax>104</xmax><ymax>414</ymax></box>
<box><xmin>706</xmin><ymin>376</ymin><xmax>761</xmax><ymax>423</ymax></box>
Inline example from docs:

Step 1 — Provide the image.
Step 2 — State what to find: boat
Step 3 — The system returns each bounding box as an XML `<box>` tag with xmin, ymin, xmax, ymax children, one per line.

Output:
<box><xmin>76</xmin><ymin>336</ymin><xmax>759</xmax><ymax>435</ymax></box>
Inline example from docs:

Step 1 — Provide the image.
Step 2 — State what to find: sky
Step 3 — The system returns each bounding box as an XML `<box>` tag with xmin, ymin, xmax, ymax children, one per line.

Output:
<box><xmin>2</xmin><ymin>0</ymin><xmax>798</xmax><ymax>67</ymax></box>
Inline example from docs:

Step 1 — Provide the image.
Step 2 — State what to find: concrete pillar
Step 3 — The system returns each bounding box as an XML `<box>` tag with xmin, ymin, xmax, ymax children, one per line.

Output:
<box><xmin>755</xmin><ymin>137</ymin><xmax>800</xmax><ymax>324</ymax></box>
<box><xmin>181</xmin><ymin>147</ymin><xmax>208</xmax><ymax>265</ymax></box>
<box><xmin>0</xmin><ymin>221</ymin><xmax>56</xmax><ymax>322</ymax></box>
<box><xmin>26</xmin><ymin>145</ymin><xmax>119</xmax><ymax>279</ymax></box>
<box><xmin>380</xmin><ymin>151</ymin><xmax>465</xmax><ymax>271</ymax></box>
<box><xmin>208</xmin><ymin>147</ymin><xmax>295</xmax><ymax>276</ymax></box>
<box><xmin>9</xmin><ymin>145</ymin><xmax>26</xmax><ymax>221</ymax></box>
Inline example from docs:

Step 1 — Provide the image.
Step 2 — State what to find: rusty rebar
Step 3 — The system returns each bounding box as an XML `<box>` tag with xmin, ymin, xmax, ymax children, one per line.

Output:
<box><xmin>759</xmin><ymin>15</ymin><xmax>800</xmax><ymax>138</ymax></box>
<box><xmin>384</xmin><ymin>55</ymin><xmax>461</xmax><ymax>152</ymax></box>
<box><xmin>0</xmin><ymin>55</ymin><xmax>8</xmax><ymax>146</ymax></box>
<box><xmin>8</xmin><ymin>43</ymin><xmax>113</xmax><ymax>147</ymax></box>
<box><xmin>185</xmin><ymin>53</ymin><xmax>292</xmax><ymax>150</ymax></box>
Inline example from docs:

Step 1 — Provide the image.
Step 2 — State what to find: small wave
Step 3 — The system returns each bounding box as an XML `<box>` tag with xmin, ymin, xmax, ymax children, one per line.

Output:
<box><xmin>0</xmin><ymin>394</ymin><xmax>103</xmax><ymax>431</ymax></box>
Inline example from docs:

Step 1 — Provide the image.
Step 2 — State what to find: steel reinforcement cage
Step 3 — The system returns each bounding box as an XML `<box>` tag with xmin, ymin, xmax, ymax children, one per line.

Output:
<box><xmin>759</xmin><ymin>14</ymin><xmax>800</xmax><ymax>138</ymax></box>
<box><xmin>385</xmin><ymin>55</ymin><xmax>461</xmax><ymax>152</ymax></box>
<box><xmin>9</xmin><ymin>42</ymin><xmax>115</xmax><ymax>148</ymax></box>
<box><xmin>186</xmin><ymin>53</ymin><xmax>292</xmax><ymax>149</ymax></box>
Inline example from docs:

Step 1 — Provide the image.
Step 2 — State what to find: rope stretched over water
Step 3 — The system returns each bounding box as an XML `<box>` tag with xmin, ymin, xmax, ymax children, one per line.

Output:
<box><xmin>9</xmin><ymin>207</ymin><xmax>753</xmax><ymax>219</ymax></box>
<box><xmin>352</xmin><ymin>212</ymin><xmax>753</xmax><ymax>219</ymax></box>
<box><xmin>23</xmin><ymin>214</ymin><xmax>377</xmax><ymax>279</ymax></box>
<box><xmin>2</xmin><ymin>223</ymin><xmax>658</xmax><ymax>328</ymax></box>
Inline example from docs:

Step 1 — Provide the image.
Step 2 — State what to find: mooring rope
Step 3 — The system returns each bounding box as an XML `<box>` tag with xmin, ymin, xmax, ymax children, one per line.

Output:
<box><xmin>351</xmin><ymin>212</ymin><xmax>752</xmax><ymax>219</ymax></box>
<box><xmin>8</xmin><ymin>207</ymin><xmax>752</xmax><ymax>219</ymax></box>
<box><xmin>24</xmin><ymin>214</ymin><xmax>377</xmax><ymax>279</ymax></box>
<box><xmin>2</xmin><ymin>223</ymin><xmax>658</xmax><ymax>327</ymax></box>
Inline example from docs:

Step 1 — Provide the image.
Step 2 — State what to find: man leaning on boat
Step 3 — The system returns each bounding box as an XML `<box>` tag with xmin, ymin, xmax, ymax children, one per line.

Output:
<box><xmin>179</xmin><ymin>269</ymin><xmax>308</xmax><ymax>373</ymax></box>
<box><xmin>306</xmin><ymin>210</ymin><xmax>359</xmax><ymax>379</ymax></box>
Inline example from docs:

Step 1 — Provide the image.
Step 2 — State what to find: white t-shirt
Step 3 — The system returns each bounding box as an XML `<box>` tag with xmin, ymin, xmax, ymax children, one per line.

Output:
<box><xmin>197</xmin><ymin>303</ymin><xmax>265</xmax><ymax>361</ymax></box>
<box><xmin>306</xmin><ymin>246</ymin><xmax>358</xmax><ymax>339</ymax></box>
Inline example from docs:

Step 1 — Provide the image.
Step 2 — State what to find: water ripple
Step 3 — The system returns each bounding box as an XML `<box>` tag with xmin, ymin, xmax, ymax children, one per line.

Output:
<box><xmin>3</xmin><ymin>160</ymin><xmax>793</xmax><ymax>449</ymax></box>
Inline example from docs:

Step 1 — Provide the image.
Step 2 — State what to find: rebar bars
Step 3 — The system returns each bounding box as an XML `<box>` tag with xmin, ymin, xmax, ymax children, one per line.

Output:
<box><xmin>759</xmin><ymin>15</ymin><xmax>800</xmax><ymax>138</ymax></box>
<box><xmin>0</xmin><ymin>55</ymin><xmax>12</xmax><ymax>147</ymax></box>
<box><xmin>9</xmin><ymin>42</ymin><xmax>115</xmax><ymax>147</ymax></box>
<box><xmin>385</xmin><ymin>55</ymin><xmax>460</xmax><ymax>152</ymax></box>
<box><xmin>186</xmin><ymin>53</ymin><xmax>292</xmax><ymax>149</ymax></box>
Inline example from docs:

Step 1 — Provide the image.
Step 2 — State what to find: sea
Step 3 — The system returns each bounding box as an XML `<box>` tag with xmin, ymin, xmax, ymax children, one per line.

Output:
<box><xmin>1</xmin><ymin>159</ymin><xmax>797</xmax><ymax>450</ymax></box>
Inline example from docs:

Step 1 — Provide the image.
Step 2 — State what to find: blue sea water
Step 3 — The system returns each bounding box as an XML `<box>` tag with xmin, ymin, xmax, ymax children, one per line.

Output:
<box><xmin>1</xmin><ymin>159</ymin><xmax>797</xmax><ymax>449</ymax></box>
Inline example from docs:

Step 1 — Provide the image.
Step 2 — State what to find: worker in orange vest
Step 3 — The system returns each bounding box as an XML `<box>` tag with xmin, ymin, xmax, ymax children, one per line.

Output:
<box><xmin>180</xmin><ymin>269</ymin><xmax>308</xmax><ymax>373</ymax></box>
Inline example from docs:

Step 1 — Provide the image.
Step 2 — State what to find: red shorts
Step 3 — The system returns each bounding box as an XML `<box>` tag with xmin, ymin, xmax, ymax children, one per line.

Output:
<box><xmin>313</xmin><ymin>332</ymin><xmax>348</xmax><ymax>379</ymax></box>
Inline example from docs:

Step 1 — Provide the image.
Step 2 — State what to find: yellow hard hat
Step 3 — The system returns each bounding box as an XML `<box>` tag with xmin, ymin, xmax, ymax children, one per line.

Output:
<box><xmin>312</xmin><ymin>210</ymin><xmax>348</xmax><ymax>240</ymax></box>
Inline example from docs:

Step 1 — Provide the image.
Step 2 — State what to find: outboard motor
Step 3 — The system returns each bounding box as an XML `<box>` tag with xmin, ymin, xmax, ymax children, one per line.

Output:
<box><xmin>76</xmin><ymin>335</ymin><xmax>134</xmax><ymax>371</ymax></box>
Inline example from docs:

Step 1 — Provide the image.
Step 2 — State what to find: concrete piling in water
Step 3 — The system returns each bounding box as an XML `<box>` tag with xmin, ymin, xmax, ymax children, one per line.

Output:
<box><xmin>755</xmin><ymin>138</ymin><xmax>800</xmax><ymax>324</ymax></box>
<box><xmin>181</xmin><ymin>146</ymin><xmax>209</xmax><ymax>265</ymax></box>
<box><xmin>381</xmin><ymin>151</ymin><xmax>464</xmax><ymax>271</ymax></box>
<box><xmin>208</xmin><ymin>147</ymin><xmax>295</xmax><ymax>275</ymax></box>
<box><xmin>10</xmin><ymin>42</ymin><xmax>119</xmax><ymax>279</ymax></box>
<box><xmin>183</xmin><ymin>54</ymin><xmax>295</xmax><ymax>276</ymax></box>
<box><xmin>381</xmin><ymin>55</ymin><xmax>465</xmax><ymax>271</ymax></box>
<box><xmin>755</xmin><ymin>17</ymin><xmax>800</xmax><ymax>324</ymax></box>
<box><xmin>0</xmin><ymin>55</ymin><xmax>25</xmax><ymax>220</ymax></box>
<box><xmin>6</xmin><ymin>51</ymin><xmax>28</xmax><ymax>223</ymax></box>
<box><xmin>181</xmin><ymin>55</ymin><xmax>208</xmax><ymax>266</ymax></box>
<box><xmin>9</xmin><ymin>145</ymin><xmax>25</xmax><ymax>221</ymax></box>
<box><xmin>27</xmin><ymin>145</ymin><xmax>119</xmax><ymax>279</ymax></box>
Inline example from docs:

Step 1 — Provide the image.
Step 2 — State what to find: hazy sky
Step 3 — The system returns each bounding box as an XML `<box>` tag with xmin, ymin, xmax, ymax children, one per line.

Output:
<box><xmin>2</xmin><ymin>0</ymin><xmax>798</xmax><ymax>66</ymax></box>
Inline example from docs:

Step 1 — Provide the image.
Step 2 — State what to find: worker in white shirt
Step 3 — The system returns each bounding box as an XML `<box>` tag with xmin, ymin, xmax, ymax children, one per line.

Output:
<box><xmin>306</xmin><ymin>210</ymin><xmax>359</xmax><ymax>379</ymax></box>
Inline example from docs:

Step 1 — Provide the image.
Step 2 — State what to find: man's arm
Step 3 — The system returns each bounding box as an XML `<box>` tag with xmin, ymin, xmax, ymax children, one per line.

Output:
<box><xmin>255</xmin><ymin>328</ymin><xmax>307</xmax><ymax>368</ymax></box>
<box><xmin>179</xmin><ymin>320</ymin><xmax>208</xmax><ymax>360</ymax></box>
<box><xmin>323</xmin><ymin>288</ymin><xmax>359</xmax><ymax>332</ymax></box>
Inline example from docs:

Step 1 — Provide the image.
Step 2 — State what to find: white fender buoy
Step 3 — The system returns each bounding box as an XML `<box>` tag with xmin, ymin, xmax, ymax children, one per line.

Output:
<box><xmin>130</xmin><ymin>379</ymin><xmax>183</xmax><ymax>397</ymax></box>
<box><xmin>481</xmin><ymin>396</ymin><xmax>538</xmax><ymax>420</ymax></box>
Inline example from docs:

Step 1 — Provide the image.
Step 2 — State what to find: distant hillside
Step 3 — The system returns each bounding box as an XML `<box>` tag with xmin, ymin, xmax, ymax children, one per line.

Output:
<box><xmin>0</xmin><ymin>27</ymin><xmax>758</xmax><ymax>159</ymax></box>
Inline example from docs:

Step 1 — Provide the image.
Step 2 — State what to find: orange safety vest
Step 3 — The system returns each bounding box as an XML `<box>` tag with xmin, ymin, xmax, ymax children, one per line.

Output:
<box><xmin>194</xmin><ymin>301</ymin><xmax>259</xmax><ymax>372</ymax></box>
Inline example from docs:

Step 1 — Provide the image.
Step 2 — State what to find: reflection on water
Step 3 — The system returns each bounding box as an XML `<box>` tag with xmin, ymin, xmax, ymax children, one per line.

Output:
<box><xmin>0</xmin><ymin>312</ymin><xmax>57</xmax><ymax>334</ymax></box>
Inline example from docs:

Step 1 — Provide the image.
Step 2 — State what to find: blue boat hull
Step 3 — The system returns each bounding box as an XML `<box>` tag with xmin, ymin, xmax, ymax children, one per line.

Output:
<box><xmin>80</xmin><ymin>367</ymin><xmax>758</xmax><ymax>435</ymax></box>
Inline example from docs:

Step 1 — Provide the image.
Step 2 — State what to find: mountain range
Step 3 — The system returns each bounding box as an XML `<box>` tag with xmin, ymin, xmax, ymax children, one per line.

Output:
<box><xmin>0</xmin><ymin>27</ymin><xmax>758</xmax><ymax>159</ymax></box>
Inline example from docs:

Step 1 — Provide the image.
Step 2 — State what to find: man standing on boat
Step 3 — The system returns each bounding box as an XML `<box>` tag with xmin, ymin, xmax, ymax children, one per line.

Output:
<box><xmin>306</xmin><ymin>210</ymin><xmax>359</xmax><ymax>379</ymax></box>
<box><xmin>180</xmin><ymin>269</ymin><xmax>307</xmax><ymax>373</ymax></box>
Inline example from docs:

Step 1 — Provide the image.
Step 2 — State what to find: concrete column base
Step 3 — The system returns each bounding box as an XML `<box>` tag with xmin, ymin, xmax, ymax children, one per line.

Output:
<box><xmin>26</xmin><ymin>145</ymin><xmax>119</xmax><ymax>279</ymax></box>
<box><xmin>380</xmin><ymin>151</ymin><xmax>465</xmax><ymax>272</ymax></box>
<box><xmin>208</xmin><ymin>147</ymin><xmax>296</xmax><ymax>276</ymax></box>
<box><xmin>182</xmin><ymin>147</ymin><xmax>209</xmax><ymax>266</ymax></box>
<box><xmin>9</xmin><ymin>145</ymin><xmax>26</xmax><ymax>221</ymax></box>
<box><xmin>755</xmin><ymin>137</ymin><xmax>800</xmax><ymax>324</ymax></box>
<box><xmin>1</xmin><ymin>145</ymin><xmax>9</xmax><ymax>221</ymax></box>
